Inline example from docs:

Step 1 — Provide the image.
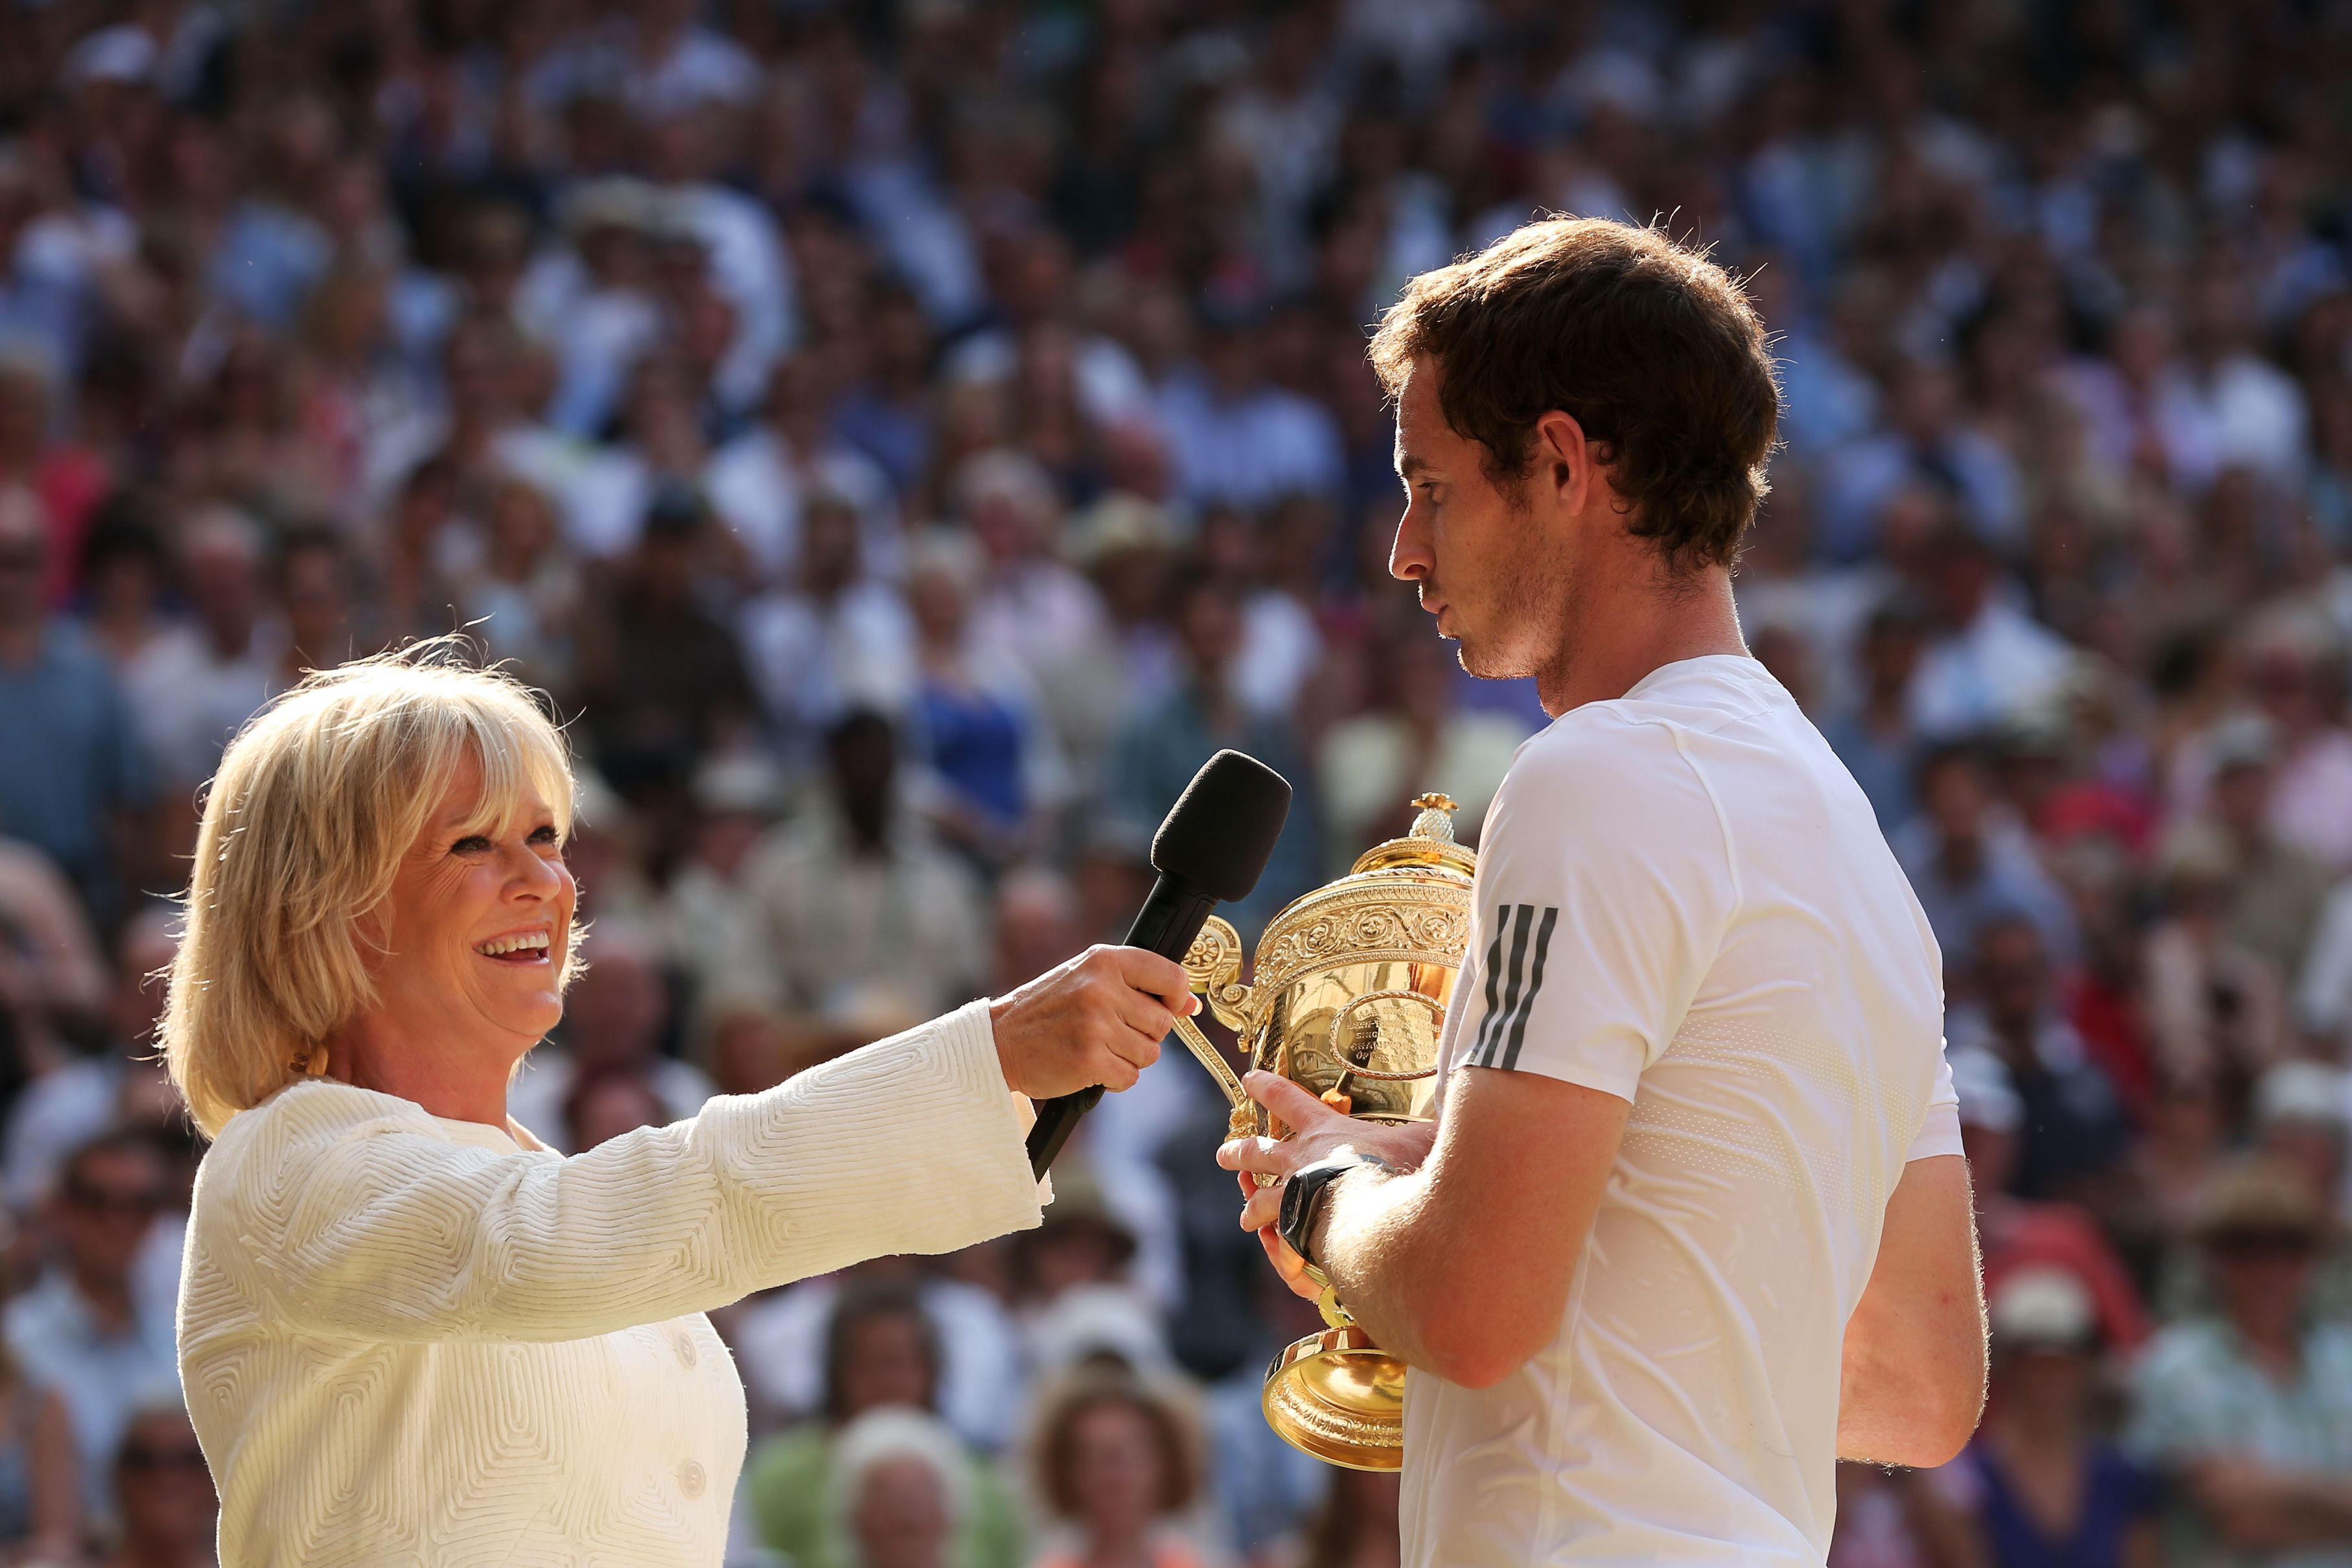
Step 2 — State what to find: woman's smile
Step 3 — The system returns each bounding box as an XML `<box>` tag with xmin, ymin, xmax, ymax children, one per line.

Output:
<box><xmin>474</xmin><ymin>928</ymin><xmax>555</xmax><ymax>965</ymax></box>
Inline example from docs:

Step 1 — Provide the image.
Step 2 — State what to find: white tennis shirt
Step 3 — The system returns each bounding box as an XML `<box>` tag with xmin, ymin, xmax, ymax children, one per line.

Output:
<box><xmin>1402</xmin><ymin>655</ymin><xmax>1960</xmax><ymax>1566</ymax></box>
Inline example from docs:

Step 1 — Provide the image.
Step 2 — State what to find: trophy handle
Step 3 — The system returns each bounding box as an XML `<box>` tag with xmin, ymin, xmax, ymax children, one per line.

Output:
<box><xmin>1171</xmin><ymin>1014</ymin><xmax>1249</xmax><ymax>1112</ymax></box>
<box><xmin>1181</xmin><ymin>915</ymin><xmax>1254</xmax><ymax>1030</ymax></box>
<box><xmin>1179</xmin><ymin>915</ymin><xmax>1257</xmax><ymax>1129</ymax></box>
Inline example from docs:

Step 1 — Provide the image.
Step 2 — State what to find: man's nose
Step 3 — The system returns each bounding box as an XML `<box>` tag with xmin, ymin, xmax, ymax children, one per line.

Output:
<box><xmin>1389</xmin><ymin>508</ymin><xmax>1430</xmax><ymax>581</ymax></box>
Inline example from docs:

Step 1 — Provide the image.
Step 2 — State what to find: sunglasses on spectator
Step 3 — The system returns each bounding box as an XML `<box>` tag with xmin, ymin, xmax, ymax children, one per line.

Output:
<box><xmin>64</xmin><ymin>1182</ymin><xmax>164</xmax><ymax>1218</ymax></box>
<box><xmin>2209</xmin><ymin>1229</ymin><xmax>2318</xmax><ymax>1260</ymax></box>
<box><xmin>118</xmin><ymin>1443</ymin><xmax>208</xmax><ymax>1473</ymax></box>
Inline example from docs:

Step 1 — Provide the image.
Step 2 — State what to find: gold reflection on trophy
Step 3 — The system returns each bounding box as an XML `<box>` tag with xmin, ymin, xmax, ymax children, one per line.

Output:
<box><xmin>1167</xmin><ymin>795</ymin><xmax>1476</xmax><ymax>1470</ymax></box>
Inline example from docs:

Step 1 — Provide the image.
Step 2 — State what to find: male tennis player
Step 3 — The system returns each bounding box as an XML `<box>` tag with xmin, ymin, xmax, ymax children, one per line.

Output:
<box><xmin>1221</xmin><ymin>218</ymin><xmax>1986</xmax><ymax>1565</ymax></box>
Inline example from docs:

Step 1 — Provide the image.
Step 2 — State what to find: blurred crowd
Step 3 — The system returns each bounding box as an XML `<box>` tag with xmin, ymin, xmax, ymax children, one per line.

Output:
<box><xmin>1</xmin><ymin>0</ymin><xmax>2351</xmax><ymax>1564</ymax></box>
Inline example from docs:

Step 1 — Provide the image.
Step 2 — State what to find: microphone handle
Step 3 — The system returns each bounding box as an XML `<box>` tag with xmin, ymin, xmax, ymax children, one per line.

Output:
<box><xmin>1026</xmin><ymin>876</ymin><xmax>1221</xmax><ymax>1176</ymax></box>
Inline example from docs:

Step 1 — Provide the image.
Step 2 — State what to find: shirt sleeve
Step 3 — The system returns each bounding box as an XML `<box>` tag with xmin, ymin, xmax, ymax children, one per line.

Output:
<box><xmin>1905</xmin><ymin>1047</ymin><xmax>1963</xmax><ymax>1161</ymax></box>
<box><xmin>196</xmin><ymin>1000</ymin><xmax>1043</xmax><ymax>1345</ymax></box>
<box><xmin>1448</xmin><ymin>718</ymin><xmax>1737</xmax><ymax>1105</ymax></box>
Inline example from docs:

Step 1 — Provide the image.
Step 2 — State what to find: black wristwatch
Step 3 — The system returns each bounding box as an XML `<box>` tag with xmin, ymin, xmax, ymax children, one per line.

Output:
<box><xmin>1277</xmin><ymin>1151</ymin><xmax>1390</xmax><ymax>1268</ymax></box>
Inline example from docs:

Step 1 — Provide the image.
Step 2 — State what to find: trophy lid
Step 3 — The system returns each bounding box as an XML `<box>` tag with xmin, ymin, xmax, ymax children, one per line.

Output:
<box><xmin>1246</xmin><ymin>793</ymin><xmax>1476</xmax><ymax>1003</ymax></box>
<box><xmin>1345</xmin><ymin>792</ymin><xmax>1477</xmax><ymax>880</ymax></box>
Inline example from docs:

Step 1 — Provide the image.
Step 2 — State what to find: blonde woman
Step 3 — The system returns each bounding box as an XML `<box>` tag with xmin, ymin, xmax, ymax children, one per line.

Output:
<box><xmin>168</xmin><ymin>646</ymin><xmax>1194</xmax><ymax>1565</ymax></box>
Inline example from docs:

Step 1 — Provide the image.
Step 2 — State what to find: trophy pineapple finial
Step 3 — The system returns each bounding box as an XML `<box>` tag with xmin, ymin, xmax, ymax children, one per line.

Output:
<box><xmin>1408</xmin><ymin>793</ymin><xmax>1459</xmax><ymax>843</ymax></box>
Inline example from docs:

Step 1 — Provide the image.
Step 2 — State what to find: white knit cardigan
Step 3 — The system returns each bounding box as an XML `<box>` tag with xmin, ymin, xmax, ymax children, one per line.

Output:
<box><xmin>178</xmin><ymin>999</ymin><xmax>1045</xmax><ymax>1567</ymax></box>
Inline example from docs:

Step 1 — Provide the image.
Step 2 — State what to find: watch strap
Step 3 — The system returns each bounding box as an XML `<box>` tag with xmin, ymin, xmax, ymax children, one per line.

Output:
<box><xmin>1278</xmin><ymin>1151</ymin><xmax>1390</xmax><ymax>1266</ymax></box>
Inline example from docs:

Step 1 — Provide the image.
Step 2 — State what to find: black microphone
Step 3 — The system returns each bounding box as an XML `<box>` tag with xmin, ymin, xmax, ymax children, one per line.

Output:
<box><xmin>1026</xmin><ymin>750</ymin><xmax>1292</xmax><ymax>1176</ymax></box>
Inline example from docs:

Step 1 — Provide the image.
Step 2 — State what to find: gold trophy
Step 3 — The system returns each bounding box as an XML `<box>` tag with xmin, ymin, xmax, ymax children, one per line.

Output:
<box><xmin>1165</xmin><ymin>794</ymin><xmax>1476</xmax><ymax>1469</ymax></box>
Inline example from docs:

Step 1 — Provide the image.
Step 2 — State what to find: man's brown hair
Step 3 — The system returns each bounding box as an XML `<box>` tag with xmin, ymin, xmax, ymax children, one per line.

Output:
<box><xmin>1369</xmin><ymin>217</ymin><xmax>1780</xmax><ymax>570</ymax></box>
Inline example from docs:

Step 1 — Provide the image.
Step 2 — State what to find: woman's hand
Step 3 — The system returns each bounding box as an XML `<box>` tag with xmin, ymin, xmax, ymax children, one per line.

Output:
<box><xmin>1217</xmin><ymin>1072</ymin><xmax>1439</xmax><ymax>1296</ymax></box>
<box><xmin>989</xmin><ymin>945</ymin><xmax>1199</xmax><ymax>1100</ymax></box>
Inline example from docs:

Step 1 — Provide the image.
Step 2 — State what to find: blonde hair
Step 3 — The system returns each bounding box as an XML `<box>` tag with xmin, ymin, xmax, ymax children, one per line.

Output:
<box><xmin>163</xmin><ymin>642</ymin><xmax>578</xmax><ymax>1137</ymax></box>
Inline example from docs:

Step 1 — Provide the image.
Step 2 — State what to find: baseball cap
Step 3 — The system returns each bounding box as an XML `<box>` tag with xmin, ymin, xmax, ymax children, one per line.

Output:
<box><xmin>1989</xmin><ymin>1267</ymin><xmax>2097</xmax><ymax>1352</ymax></box>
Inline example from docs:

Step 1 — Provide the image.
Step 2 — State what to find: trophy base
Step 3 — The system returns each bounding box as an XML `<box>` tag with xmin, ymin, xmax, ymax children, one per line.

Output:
<box><xmin>1261</xmin><ymin>1323</ymin><xmax>1407</xmax><ymax>1471</ymax></box>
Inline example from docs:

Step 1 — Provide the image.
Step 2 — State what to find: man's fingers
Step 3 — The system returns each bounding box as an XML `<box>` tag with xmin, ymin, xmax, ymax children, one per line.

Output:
<box><xmin>1256</xmin><ymin>1227</ymin><xmax>1323</xmax><ymax>1299</ymax></box>
<box><xmin>1216</xmin><ymin>1134</ymin><xmax>1297</xmax><ymax>1177</ymax></box>
<box><xmin>1241</xmin><ymin>1184</ymin><xmax>1283</xmax><ymax>1230</ymax></box>
<box><xmin>1244</xmin><ymin>1070</ymin><xmax>1340</xmax><ymax>1128</ymax></box>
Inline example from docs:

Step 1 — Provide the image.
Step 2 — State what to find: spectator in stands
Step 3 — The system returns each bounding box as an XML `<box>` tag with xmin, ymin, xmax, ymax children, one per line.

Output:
<box><xmin>1927</xmin><ymin>1269</ymin><xmax>2159</xmax><ymax>1568</ymax></box>
<box><xmin>2128</xmin><ymin>1160</ymin><xmax>2352</xmax><ymax>1566</ymax></box>
<box><xmin>1906</xmin><ymin>522</ymin><xmax>2071</xmax><ymax>743</ymax></box>
<box><xmin>1299</xmin><ymin>1468</ymin><xmax>1402</xmax><ymax>1568</ymax></box>
<box><xmin>1824</xmin><ymin>598</ymin><xmax>1929</xmax><ymax>830</ymax></box>
<box><xmin>451</xmin><ymin>476</ymin><xmax>584</xmax><ymax>701</ymax></box>
<box><xmin>707</xmin><ymin>352</ymin><xmax>900</xmax><ymax>588</ymax></box>
<box><xmin>2</xmin><ymin>900</ymin><xmax>167</xmax><ymax>1213</ymax></box>
<box><xmin>1155</xmin><ymin>307</ymin><xmax>1343</xmax><ymax>515</ymax></box>
<box><xmin>1108</xmin><ymin>575</ymin><xmax>1318</xmax><ymax>939</ymax></box>
<box><xmin>1948</xmin><ymin>917</ymin><xmax>2130</xmax><ymax>1206</ymax></box>
<box><xmin>740</xmin><ymin>708</ymin><xmax>989</xmax><ymax>1025</ymax></box>
<box><xmin>2141</xmin><ymin>826</ymin><xmax>2287</xmax><ymax>1099</ymax></box>
<box><xmin>91</xmin><ymin>1403</ymin><xmax>215</xmax><ymax>1568</ymax></box>
<box><xmin>745</xmin><ymin>1284</ymin><xmax>1022</xmax><ymax>1568</ymax></box>
<box><xmin>2191</xmin><ymin>717</ymin><xmax>2337</xmax><ymax>982</ymax></box>
<box><xmin>653</xmin><ymin>751</ymin><xmax>789</xmax><ymax>1031</ymax></box>
<box><xmin>1028</xmin><ymin>1370</ymin><xmax>1214</xmax><ymax>1568</ymax></box>
<box><xmin>75</xmin><ymin>501</ymin><xmax>176</xmax><ymax>679</ymax></box>
<box><xmin>1897</xmin><ymin>745</ymin><xmax>2078</xmax><ymax>972</ymax></box>
<box><xmin>0</xmin><ymin>1340</ymin><xmax>79</xmax><ymax>1563</ymax></box>
<box><xmin>2300</xmin><ymin>876</ymin><xmax>2352</xmax><ymax>1058</ymax></box>
<box><xmin>2236</xmin><ymin>618</ymin><xmax>2352</xmax><ymax>872</ymax></box>
<box><xmin>121</xmin><ymin>506</ymin><xmax>282</xmax><ymax>808</ymax></box>
<box><xmin>0</xmin><ymin>488</ymin><xmax>148</xmax><ymax>922</ymax></box>
<box><xmin>958</xmin><ymin>450</ymin><xmax>1115</xmax><ymax>740</ymax></box>
<box><xmin>736</xmin><ymin>488</ymin><xmax>917</xmax><ymax>762</ymax></box>
<box><xmin>905</xmin><ymin>528</ymin><xmax>1067</xmax><ymax>869</ymax></box>
<box><xmin>562</xmin><ymin>1063</ymin><xmax>666</xmax><ymax>1152</ymax></box>
<box><xmin>574</xmin><ymin>486</ymin><xmax>756</xmax><ymax>788</ymax></box>
<box><xmin>1957</xmin><ymin>1050</ymin><xmax>2149</xmax><ymax>1354</ymax></box>
<box><xmin>5</xmin><ymin>1130</ymin><xmax>178</xmax><ymax>1527</ymax></box>
<box><xmin>832</xmin><ymin>1408</ymin><xmax>972</xmax><ymax>1568</ymax></box>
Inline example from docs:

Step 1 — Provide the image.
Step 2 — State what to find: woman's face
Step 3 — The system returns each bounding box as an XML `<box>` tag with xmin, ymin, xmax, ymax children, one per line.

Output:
<box><xmin>853</xmin><ymin>1455</ymin><xmax>952</xmax><ymax>1568</ymax></box>
<box><xmin>369</xmin><ymin>755</ymin><xmax>575</xmax><ymax>1058</ymax></box>
<box><xmin>1069</xmin><ymin>1401</ymin><xmax>1166</xmax><ymax>1534</ymax></box>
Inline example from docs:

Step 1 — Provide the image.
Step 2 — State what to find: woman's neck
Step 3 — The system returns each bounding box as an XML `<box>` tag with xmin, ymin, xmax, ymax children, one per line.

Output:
<box><xmin>1083</xmin><ymin>1518</ymin><xmax>1155</xmax><ymax>1568</ymax></box>
<box><xmin>323</xmin><ymin>1014</ymin><xmax>527</xmax><ymax>1129</ymax></box>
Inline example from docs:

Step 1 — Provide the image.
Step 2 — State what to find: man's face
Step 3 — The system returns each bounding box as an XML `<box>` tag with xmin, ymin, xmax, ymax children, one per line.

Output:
<box><xmin>1978</xmin><ymin>926</ymin><xmax>2047</xmax><ymax>1030</ymax></box>
<box><xmin>1389</xmin><ymin>359</ymin><xmax>1573</xmax><ymax>683</ymax></box>
<box><xmin>58</xmin><ymin>1145</ymin><xmax>167</xmax><ymax>1284</ymax></box>
<box><xmin>838</xmin><ymin>1314</ymin><xmax>933</xmax><ymax>1419</ymax></box>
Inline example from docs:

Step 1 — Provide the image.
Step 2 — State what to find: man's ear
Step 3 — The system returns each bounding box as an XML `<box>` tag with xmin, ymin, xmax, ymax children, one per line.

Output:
<box><xmin>1530</xmin><ymin>410</ymin><xmax>1593</xmax><ymax>516</ymax></box>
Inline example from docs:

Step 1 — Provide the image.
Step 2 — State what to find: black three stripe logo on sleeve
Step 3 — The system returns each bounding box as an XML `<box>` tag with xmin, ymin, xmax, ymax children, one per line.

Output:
<box><xmin>1470</xmin><ymin>904</ymin><xmax>1558</xmax><ymax>1071</ymax></box>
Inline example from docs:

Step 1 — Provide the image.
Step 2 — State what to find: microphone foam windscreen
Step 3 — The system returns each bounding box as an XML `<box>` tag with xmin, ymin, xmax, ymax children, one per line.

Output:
<box><xmin>1151</xmin><ymin>750</ymin><xmax>1293</xmax><ymax>903</ymax></box>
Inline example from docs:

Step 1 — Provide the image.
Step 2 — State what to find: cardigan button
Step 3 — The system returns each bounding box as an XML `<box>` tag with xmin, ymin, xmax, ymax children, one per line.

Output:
<box><xmin>679</xmin><ymin>1459</ymin><xmax>707</xmax><ymax>1499</ymax></box>
<box><xmin>674</xmin><ymin>1331</ymin><xmax>698</xmax><ymax>1368</ymax></box>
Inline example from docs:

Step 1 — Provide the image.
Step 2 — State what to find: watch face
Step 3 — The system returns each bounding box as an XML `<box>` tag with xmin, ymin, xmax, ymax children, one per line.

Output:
<box><xmin>1279</xmin><ymin>1162</ymin><xmax>1333</xmax><ymax>1261</ymax></box>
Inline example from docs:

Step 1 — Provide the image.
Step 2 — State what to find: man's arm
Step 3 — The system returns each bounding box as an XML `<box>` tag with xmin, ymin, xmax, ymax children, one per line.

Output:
<box><xmin>1224</xmin><ymin>1065</ymin><xmax>1629</xmax><ymax>1389</ymax></box>
<box><xmin>1837</xmin><ymin>1153</ymin><xmax>1986</xmax><ymax>1468</ymax></box>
